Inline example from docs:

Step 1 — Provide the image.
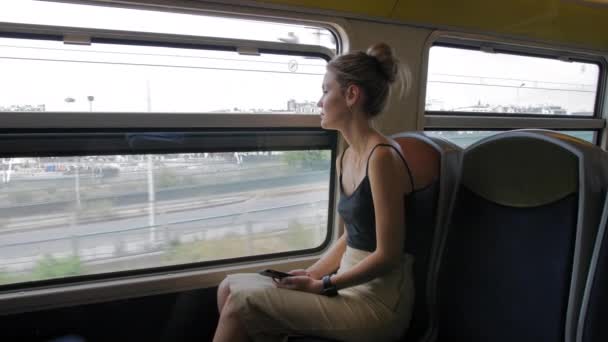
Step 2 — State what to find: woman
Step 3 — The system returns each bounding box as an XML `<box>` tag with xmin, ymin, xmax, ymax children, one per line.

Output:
<box><xmin>213</xmin><ymin>42</ymin><xmax>415</xmax><ymax>342</ymax></box>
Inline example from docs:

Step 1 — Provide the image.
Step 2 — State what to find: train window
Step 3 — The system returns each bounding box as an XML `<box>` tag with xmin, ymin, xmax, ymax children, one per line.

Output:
<box><xmin>424</xmin><ymin>40</ymin><xmax>605</xmax><ymax>147</ymax></box>
<box><xmin>0</xmin><ymin>38</ymin><xmax>327</xmax><ymax>114</ymax></box>
<box><xmin>0</xmin><ymin>2</ymin><xmax>338</xmax><ymax>289</ymax></box>
<box><xmin>0</xmin><ymin>131</ymin><xmax>335</xmax><ymax>287</ymax></box>
<box><xmin>0</xmin><ymin>151</ymin><xmax>331</xmax><ymax>286</ymax></box>
<box><xmin>425</xmin><ymin>130</ymin><xmax>596</xmax><ymax>148</ymax></box>
<box><xmin>426</xmin><ymin>46</ymin><xmax>600</xmax><ymax>116</ymax></box>
<box><xmin>0</xmin><ymin>0</ymin><xmax>337</xmax><ymax>50</ymax></box>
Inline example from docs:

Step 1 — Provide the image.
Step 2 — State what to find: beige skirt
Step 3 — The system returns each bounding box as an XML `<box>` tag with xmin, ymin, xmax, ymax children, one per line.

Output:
<box><xmin>226</xmin><ymin>247</ymin><xmax>415</xmax><ymax>342</ymax></box>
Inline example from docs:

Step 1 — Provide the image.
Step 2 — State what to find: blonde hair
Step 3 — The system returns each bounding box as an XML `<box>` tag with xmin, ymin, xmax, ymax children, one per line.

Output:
<box><xmin>327</xmin><ymin>42</ymin><xmax>411</xmax><ymax>117</ymax></box>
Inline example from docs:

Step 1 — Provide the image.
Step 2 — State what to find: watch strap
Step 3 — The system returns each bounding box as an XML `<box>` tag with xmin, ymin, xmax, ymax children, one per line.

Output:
<box><xmin>321</xmin><ymin>275</ymin><xmax>338</xmax><ymax>297</ymax></box>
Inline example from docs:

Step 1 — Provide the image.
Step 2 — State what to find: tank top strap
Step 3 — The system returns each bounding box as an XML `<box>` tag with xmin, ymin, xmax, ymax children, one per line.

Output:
<box><xmin>365</xmin><ymin>143</ymin><xmax>415</xmax><ymax>191</ymax></box>
<box><xmin>339</xmin><ymin>146</ymin><xmax>349</xmax><ymax>193</ymax></box>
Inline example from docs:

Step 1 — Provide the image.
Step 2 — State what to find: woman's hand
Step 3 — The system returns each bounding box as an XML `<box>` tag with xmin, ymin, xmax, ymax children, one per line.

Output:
<box><xmin>276</xmin><ymin>275</ymin><xmax>323</xmax><ymax>294</ymax></box>
<box><xmin>287</xmin><ymin>269</ymin><xmax>310</xmax><ymax>277</ymax></box>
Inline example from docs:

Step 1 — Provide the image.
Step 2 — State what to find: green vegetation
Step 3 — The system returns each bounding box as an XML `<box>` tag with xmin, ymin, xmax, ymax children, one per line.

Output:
<box><xmin>7</xmin><ymin>188</ymin><xmax>72</xmax><ymax>206</ymax></box>
<box><xmin>281</xmin><ymin>150</ymin><xmax>331</xmax><ymax>170</ymax></box>
<box><xmin>165</xmin><ymin>222</ymin><xmax>319</xmax><ymax>264</ymax></box>
<box><xmin>156</xmin><ymin>168</ymin><xmax>179</xmax><ymax>188</ymax></box>
<box><xmin>32</xmin><ymin>255</ymin><xmax>83</xmax><ymax>280</ymax></box>
<box><xmin>0</xmin><ymin>272</ymin><xmax>14</xmax><ymax>285</ymax></box>
<box><xmin>284</xmin><ymin>220</ymin><xmax>318</xmax><ymax>250</ymax></box>
<box><xmin>0</xmin><ymin>271</ymin><xmax>31</xmax><ymax>285</ymax></box>
<box><xmin>77</xmin><ymin>199</ymin><xmax>114</xmax><ymax>221</ymax></box>
<box><xmin>166</xmin><ymin>233</ymin><xmax>286</xmax><ymax>263</ymax></box>
<box><xmin>0</xmin><ymin>255</ymin><xmax>84</xmax><ymax>286</ymax></box>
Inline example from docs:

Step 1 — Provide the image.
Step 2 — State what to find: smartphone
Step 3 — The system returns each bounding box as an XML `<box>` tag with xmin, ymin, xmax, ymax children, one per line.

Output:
<box><xmin>259</xmin><ymin>269</ymin><xmax>292</xmax><ymax>279</ymax></box>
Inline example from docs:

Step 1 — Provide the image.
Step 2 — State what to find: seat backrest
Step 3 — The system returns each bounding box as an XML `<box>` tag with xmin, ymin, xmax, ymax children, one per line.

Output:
<box><xmin>391</xmin><ymin>132</ymin><xmax>461</xmax><ymax>342</ymax></box>
<box><xmin>436</xmin><ymin>130</ymin><xmax>607</xmax><ymax>342</ymax></box>
<box><xmin>579</xmin><ymin>189</ymin><xmax>608</xmax><ymax>342</ymax></box>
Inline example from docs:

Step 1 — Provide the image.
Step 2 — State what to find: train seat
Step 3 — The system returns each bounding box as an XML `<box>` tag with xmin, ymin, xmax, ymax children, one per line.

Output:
<box><xmin>578</xmin><ymin>187</ymin><xmax>608</xmax><ymax>342</ymax></box>
<box><xmin>391</xmin><ymin>132</ymin><xmax>461</xmax><ymax>342</ymax></box>
<box><xmin>435</xmin><ymin>129</ymin><xmax>608</xmax><ymax>342</ymax></box>
<box><xmin>290</xmin><ymin>132</ymin><xmax>462</xmax><ymax>342</ymax></box>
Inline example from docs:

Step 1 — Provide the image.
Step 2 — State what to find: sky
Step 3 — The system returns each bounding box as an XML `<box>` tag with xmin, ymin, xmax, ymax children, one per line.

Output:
<box><xmin>0</xmin><ymin>0</ymin><xmax>600</xmax><ymax>115</ymax></box>
<box><xmin>426</xmin><ymin>46</ymin><xmax>599</xmax><ymax>114</ymax></box>
<box><xmin>0</xmin><ymin>38</ymin><xmax>327</xmax><ymax>112</ymax></box>
<box><xmin>0</xmin><ymin>0</ymin><xmax>331</xmax><ymax>113</ymax></box>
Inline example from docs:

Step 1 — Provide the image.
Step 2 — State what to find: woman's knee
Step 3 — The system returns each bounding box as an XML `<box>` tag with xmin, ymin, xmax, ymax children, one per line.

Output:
<box><xmin>217</xmin><ymin>278</ymin><xmax>232</xmax><ymax>312</ymax></box>
<box><xmin>219</xmin><ymin>278</ymin><xmax>231</xmax><ymax>297</ymax></box>
<box><xmin>220</xmin><ymin>293</ymin><xmax>242</xmax><ymax>319</ymax></box>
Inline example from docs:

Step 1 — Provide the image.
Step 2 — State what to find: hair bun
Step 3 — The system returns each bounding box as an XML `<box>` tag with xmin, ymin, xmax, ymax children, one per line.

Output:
<box><xmin>366</xmin><ymin>42</ymin><xmax>398</xmax><ymax>83</ymax></box>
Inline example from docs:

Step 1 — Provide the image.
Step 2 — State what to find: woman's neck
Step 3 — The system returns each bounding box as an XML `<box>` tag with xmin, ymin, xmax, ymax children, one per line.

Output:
<box><xmin>341</xmin><ymin>115</ymin><xmax>375</xmax><ymax>156</ymax></box>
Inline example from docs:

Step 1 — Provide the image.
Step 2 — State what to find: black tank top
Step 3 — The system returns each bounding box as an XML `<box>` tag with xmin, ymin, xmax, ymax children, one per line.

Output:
<box><xmin>337</xmin><ymin>143</ymin><xmax>414</xmax><ymax>252</ymax></box>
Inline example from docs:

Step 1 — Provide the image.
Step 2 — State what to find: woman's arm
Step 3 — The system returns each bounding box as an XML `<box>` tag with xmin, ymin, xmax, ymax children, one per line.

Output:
<box><xmin>329</xmin><ymin>146</ymin><xmax>409</xmax><ymax>289</ymax></box>
<box><xmin>304</xmin><ymin>231</ymin><xmax>346</xmax><ymax>279</ymax></box>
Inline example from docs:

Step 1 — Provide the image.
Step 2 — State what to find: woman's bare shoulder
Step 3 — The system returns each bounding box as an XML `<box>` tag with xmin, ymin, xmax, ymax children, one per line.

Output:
<box><xmin>367</xmin><ymin>141</ymin><xmax>411</xmax><ymax>192</ymax></box>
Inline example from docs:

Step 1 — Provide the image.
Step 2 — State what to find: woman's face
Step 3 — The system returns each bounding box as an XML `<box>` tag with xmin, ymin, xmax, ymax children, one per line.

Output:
<box><xmin>317</xmin><ymin>70</ymin><xmax>349</xmax><ymax>130</ymax></box>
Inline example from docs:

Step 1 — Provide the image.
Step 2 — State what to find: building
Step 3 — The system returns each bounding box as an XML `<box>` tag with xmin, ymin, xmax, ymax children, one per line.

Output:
<box><xmin>0</xmin><ymin>104</ymin><xmax>45</xmax><ymax>112</ymax></box>
<box><xmin>452</xmin><ymin>102</ymin><xmax>568</xmax><ymax>115</ymax></box>
<box><xmin>287</xmin><ymin>99</ymin><xmax>320</xmax><ymax>114</ymax></box>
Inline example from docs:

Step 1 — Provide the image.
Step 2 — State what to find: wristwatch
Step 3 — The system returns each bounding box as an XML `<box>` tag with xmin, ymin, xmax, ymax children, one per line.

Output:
<box><xmin>321</xmin><ymin>275</ymin><xmax>338</xmax><ymax>297</ymax></box>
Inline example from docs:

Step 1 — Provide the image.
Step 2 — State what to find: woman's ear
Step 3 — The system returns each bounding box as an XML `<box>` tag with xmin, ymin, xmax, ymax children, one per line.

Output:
<box><xmin>345</xmin><ymin>84</ymin><xmax>362</xmax><ymax>108</ymax></box>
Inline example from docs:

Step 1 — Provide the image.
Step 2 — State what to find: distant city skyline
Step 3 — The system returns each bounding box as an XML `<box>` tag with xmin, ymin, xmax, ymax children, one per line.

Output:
<box><xmin>0</xmin><ymin>98</ymin><xmax>320</xmax><ymax>115</ymax></box>
<box><xmin>0</xmin><ymin>104</ymin><xmax>45</xmax><ymax>112</ymax></box>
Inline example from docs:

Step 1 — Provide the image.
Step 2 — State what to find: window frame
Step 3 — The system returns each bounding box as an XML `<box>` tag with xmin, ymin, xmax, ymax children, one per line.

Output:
<box><xmin>420</xmin><ymin>32</ymin><xmax>607</xmax><ymax>144</ymax></box>
<box><xmin>0</xmin><ymin>16</ymin><xmax>340</xmax><ymax>292</ymax></box>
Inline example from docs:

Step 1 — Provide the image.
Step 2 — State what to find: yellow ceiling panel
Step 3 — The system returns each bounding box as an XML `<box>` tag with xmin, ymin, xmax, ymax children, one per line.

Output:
<box><xmin>391</xmin><ymin>0</ymin><xmax>608</xmax><ymax>50</ymax></box>
<box><xmin>552</xmin><ymin>2</ymin><xmax>608</xmax><ymax>47</ymax></box>
<box><xmin>392</xmin><ymin>0</ymin><xmax>608</xmax><ymax>50</ymax></box>
<box><xmin>255</xmin><ymin>0</ymin><xmax>399</xmax><ymax>18</ymax></box>
<box><xmin>254</xmin><ymin>0</ymin><xmax>608</xmax><ymax>50</ymax></box>
<box><xmin>392</xmin><ymin>0</ymin><xmax>556</xmax><ymax>32</ymax></box>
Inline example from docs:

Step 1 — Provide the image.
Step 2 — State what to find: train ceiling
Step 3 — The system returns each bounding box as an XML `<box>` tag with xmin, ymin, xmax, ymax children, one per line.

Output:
<box><xmin>255</xmin><ymin>0</ymin><xmax>608</xmax><ymax>51</ymax></box>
